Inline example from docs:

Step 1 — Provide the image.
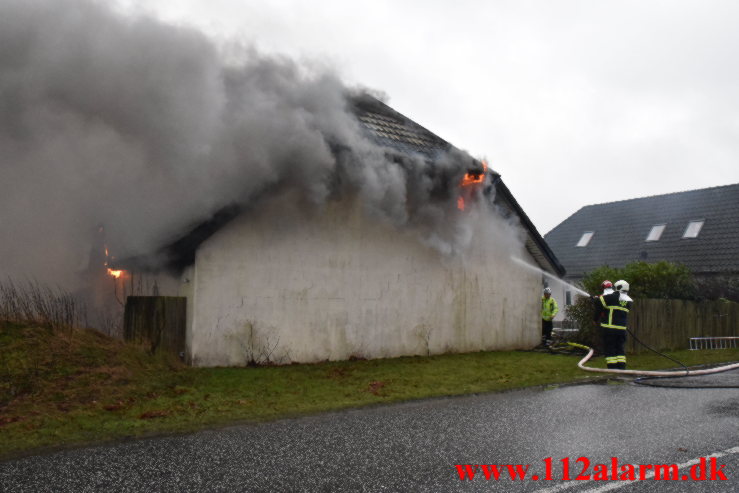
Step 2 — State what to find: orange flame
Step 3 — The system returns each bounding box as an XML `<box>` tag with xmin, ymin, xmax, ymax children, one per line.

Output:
<box><xmin>460</xmin><ymin>162</ymin><xmax>487</xmax><ymax>187</ymax></box>
<box><xmin>457</xmin><ymin>160</ymin><xmax>488</xmax><ymax>210</ymax></box>
<box><xmin>102</xmin><ymin>242</ymin><xmax>124</xmax><ymax>277</ymax></box>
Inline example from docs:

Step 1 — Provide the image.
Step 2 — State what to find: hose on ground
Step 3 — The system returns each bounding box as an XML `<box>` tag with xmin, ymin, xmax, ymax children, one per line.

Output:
<box><xmin>568</xmin><ymin>342</ymin><xmax>739</xmax><ymax>378</ymax></box>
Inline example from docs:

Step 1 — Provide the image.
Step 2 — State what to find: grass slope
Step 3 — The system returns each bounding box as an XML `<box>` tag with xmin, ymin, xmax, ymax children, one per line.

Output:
<box><xmin>2</xmin><ymin>322</ymin><xmax>737</xmax><ymax>459</ymax></box>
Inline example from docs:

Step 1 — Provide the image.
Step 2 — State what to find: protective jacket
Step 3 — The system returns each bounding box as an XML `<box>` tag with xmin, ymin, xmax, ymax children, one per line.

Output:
<box><xmin>596</xmin><ymin>292</ymin><xmax>632</xmax><ymax>329</ymax></box>
<box><xmin>541</xmin><ymin>296</ymin><xmax>559</xmax><ymax>321</ymax></box>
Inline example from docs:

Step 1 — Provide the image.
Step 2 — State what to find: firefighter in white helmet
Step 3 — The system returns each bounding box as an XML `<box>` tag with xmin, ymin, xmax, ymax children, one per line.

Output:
<box><xmin>594</xmin><ymin>280</ymin><xmax>633</xmax><ymax>369</ymax></box>
<box><xmin>540</xmin><ymin>287</ymin><xmax>558</xmax><ymax>346</ymax></box>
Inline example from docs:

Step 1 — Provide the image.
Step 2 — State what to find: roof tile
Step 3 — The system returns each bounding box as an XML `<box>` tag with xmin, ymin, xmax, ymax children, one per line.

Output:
<box><xmin>544</xmin><ymin>184</ymin><xmax>739</xmax><ymax>276</ymax></box>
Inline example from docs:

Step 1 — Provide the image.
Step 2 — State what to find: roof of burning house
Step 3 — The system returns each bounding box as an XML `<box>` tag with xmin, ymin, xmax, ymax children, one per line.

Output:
<box><xmin>544</xmin><ymin>183</ymin><xmax>739</xmax><ymax>277</ymax></box>
<box><xmin>137</xmin><ymin>94</ymin><xmax>564</xmax><ymax>277</ymax></box>
<box><xmin>349</xmin><ymin>94</ymin><xmax>451</xmax><ymax>158</ymax></box>
<box><xmin>349</xmin><ymin>94</ymin><xmax>564</xmax><ymax>277</ymax></box>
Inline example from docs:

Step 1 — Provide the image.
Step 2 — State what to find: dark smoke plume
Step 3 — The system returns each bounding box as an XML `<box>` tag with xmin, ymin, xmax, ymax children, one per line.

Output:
<box><xmin>0</xmin><ymin>0</ymin><xmax>499</xmax><ymax>289</ymax></box>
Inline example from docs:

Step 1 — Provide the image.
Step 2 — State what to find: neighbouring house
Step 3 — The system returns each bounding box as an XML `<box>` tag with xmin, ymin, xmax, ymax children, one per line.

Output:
<box><xmin>119</xmin><ymin>94</ymin><xmax>565</xmax><ymax>366</ymax></box>
<box><xmin>544</xmin><ymin>183</ymin><xmax>739</xmax><ymax>319</ymax></box>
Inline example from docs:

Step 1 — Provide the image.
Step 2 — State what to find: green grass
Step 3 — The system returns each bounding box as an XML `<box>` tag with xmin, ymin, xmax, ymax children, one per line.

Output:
<box><xmin>1</xmin><ymin>322</ymin><xmax>737</xmax><ymax>459</ymax></box>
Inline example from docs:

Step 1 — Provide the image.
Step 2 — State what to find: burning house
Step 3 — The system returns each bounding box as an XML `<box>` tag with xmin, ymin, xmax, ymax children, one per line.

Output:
<box><xmin>114</xmin><ymin>95</ymin><xmax>564</xmax><ymax>366</ymax></box>
<box><xmin>0</xmin><ymin>0</ymin><xmax>565</xmax><ymax>366</ymax></box>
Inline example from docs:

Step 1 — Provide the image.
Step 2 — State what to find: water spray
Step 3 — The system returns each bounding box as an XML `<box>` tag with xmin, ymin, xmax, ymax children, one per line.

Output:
<box><xmin>510</xmin><ymin>256</ymin><xmax>589</xmax><ymax>296</ymax></box>
<box><xmin>510</xmin><ymin>256</ymin><xmax>739</xmax><ymax>383</ymax></box>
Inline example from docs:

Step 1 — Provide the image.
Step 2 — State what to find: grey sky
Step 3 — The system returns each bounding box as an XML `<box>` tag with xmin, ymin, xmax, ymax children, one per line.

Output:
<box><xmin>122</xmin><ymin>0</ymin><xmax>739</xmax><ymax>234</ymax></box>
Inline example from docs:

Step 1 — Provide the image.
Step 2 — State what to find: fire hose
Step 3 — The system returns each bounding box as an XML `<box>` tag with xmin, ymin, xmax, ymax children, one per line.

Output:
<box><xmin>570</xmin><ymin>341</ymin><xmax>739</xmax><ymax>377</ymax></box>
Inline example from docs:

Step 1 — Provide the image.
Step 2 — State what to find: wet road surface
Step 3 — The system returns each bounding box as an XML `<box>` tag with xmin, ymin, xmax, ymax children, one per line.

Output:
<box><xmin>1</xmin><ymin>372</ymin><xmax>737</xmax><ymax>492</ymax></box>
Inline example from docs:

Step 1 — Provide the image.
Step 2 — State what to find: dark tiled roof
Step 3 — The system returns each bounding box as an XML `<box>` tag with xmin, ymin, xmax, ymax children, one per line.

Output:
<box><xmin>350</xmin><ymin>94</ymin><xmax>451</xmax><ymax>157</ymax></box>
<box><xmin>140</xmin><ymin>93</ymin><xmax>564</xmax><ymax>276</ymax></box>
<box><xmin>544</xmin><ymin>184</ymin><xmax>739</xmax><ymax>277</ymax></box>
<box><xmin>351</xmin><ymin>94</ymin><xmax>564</xmax><ymax>277</ymax></box>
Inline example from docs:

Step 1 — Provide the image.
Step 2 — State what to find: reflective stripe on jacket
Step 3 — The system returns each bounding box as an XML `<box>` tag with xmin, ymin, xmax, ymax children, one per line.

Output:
<box><xmin>541</xmin><ymin>297</ymin><xmax>558</xmax><ymax>320</ymax></box>
<box><xmin>598</xmin><ymin>293</ymin><xmax>631</xmax><ymax>330</ymax></box>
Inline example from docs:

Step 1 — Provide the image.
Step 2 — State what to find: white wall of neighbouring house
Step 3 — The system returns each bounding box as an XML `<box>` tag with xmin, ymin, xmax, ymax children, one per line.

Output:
<box><xmin>551</xmin><ymin>278</ymin><xmax>590</xmax><ymax>327</ymax></box>
<box><xmin>553</xmin><ymin>285</ymin><xmax>569</xmax><ymax>326</ymax></box>
<box><xmin>181</xmin><ymin>193</ymin><xmax>544</xmax><ymax>366</ymax></box>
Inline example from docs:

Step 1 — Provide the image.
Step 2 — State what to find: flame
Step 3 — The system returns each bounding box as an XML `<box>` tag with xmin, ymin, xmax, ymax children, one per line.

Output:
<box><xmin>460</xmin><ymin>161</ymin><xmax>487</xmax><ymax>187</ymax></box>
<box><xmin>102</xmin><ymin>242</ymin><xmax>124</xmax><ymax>277</ymax></box>
<box><xmin>457</xmin><ymin>160</ymin><xmax>488</xmax><ymax>210</ymax></box>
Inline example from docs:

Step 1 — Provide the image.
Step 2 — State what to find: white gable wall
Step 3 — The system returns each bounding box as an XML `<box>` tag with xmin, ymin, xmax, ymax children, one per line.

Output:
<box><xmin>184</xmin><ymin>196</ymin><xmax>542</xmax><ymax>366</ymax></box>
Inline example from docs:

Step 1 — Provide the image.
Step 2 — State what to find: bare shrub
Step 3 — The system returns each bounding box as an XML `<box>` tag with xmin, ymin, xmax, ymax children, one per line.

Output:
<box><xmin>0</xmin><ymin>278</ymin><xmax>86</xmax><ymax>331</ymax></box>
<box><xmin>232</xmin><ymin>321</ymin><xmax>286</xmax><ymax>366</ymax></box>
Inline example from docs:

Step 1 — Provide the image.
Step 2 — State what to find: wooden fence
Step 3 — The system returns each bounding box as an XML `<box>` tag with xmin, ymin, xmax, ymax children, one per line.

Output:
<box><xmin>628</xmin><ymin>299</ymin><xmax>739</xmax><ymax>353</ymax></box>
<box><xmin>123</xmin><ymin>296</ymin><xmax>186</xmax><ymax>357</ymax></box>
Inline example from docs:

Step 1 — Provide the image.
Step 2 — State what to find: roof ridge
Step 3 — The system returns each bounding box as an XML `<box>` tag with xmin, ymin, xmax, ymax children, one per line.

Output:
<box><xmin>581</xmin><ymin>182</ymin><xmax>739</xmax><ymax>209</ymax></box>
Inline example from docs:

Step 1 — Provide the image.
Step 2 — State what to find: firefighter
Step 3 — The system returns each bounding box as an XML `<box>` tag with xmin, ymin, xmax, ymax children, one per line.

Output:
<box><xmin>601</xmin><ymin>280</ymin><xmax>614</xmax><ymax>295</ymax></box>
<box><xmin>541</xmin><ymin>287</ymin><xmax>559</xmax><ymax>346</ymax></box>
<box><xmin>594</xmin><ymin>280</ymin><xmax>633</xmax><ymax>369</ymax></box>
<box><xmin>591</xmin><ymin>280</ymin><xmax>614</xmax><ymax>324</ymax></box>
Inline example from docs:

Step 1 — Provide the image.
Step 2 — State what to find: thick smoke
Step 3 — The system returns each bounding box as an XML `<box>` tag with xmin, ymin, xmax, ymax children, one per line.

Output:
<box><xmin>0</xmin><ymin>0</ymin><xmax>516</xmax><ymax>289</ymax></box>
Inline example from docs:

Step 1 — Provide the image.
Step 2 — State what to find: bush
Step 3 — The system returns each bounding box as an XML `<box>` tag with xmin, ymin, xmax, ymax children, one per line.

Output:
<box><xmin>564</xmin><ymin>261</ymin><xmax>697</xmax><ymax>348</ymax></box>
<box><xmin>694</xmin><ymin>275</ymin><xmax>739</xmax><ymax>302</ymax></box>
<box><xmin>563</xmin><ymin>297</ymin><xmax>603</xmax><ymax>352</ymax></box>
<box><xmin>578</xmin><ymin>261</ymin><xmax>696</xmax><ymax>300</ymax></box>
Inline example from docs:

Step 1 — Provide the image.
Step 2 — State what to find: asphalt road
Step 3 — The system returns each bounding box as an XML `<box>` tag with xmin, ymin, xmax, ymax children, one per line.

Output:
<box><xmin>1</xmin><ymin>372</ymin><xmax>738</xmax><ymax>492</ymax></box>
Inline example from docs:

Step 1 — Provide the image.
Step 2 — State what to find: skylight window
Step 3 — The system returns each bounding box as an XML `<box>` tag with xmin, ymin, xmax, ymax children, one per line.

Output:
<box><xmin>646</xmin><ymin>224</ymin><xmax>666</xmax><ymax>241</ymax></box>
<box><xmin>683</xmin><ymin>220</ymin><xmax>704</xmax><ymax>238</ymax></box>
<box><xmin>576</xmin><ymin>231</ymin><xmax>594</xmax><ymax>247</ymax></box>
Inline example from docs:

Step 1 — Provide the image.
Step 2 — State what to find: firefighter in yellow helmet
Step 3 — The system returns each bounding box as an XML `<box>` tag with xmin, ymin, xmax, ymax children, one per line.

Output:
<box><xmin>541</xmin><ymin>287</ymin><xmax>559</xmax><ymax>346</ymax></box>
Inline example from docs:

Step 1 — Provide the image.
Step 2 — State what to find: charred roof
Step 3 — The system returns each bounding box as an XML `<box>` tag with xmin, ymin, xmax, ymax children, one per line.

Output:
<box><xmin>126</xmin><ymin>93</ymin><xmax>563</xmax><ymax>277</ymax></box>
